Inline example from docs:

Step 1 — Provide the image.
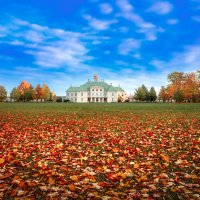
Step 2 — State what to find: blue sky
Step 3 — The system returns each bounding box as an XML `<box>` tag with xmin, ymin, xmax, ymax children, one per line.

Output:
<box><xmin>0</xmin><ymin>0</ymin><xmax>200</xmax><ymax>95</ymax></box>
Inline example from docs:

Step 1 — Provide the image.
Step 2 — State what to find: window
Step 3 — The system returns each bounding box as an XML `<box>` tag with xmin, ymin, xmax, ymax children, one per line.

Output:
<box><xmin>112</xmin><ymin>93</ymin><xmax>114</xmax><ymax>96</ymax></box>
<box><xmin>81</xmin><ymin>92</ymin><xmax>83</xmax><ymax>96</ymax></box>
<box><xmin>96</xmin><ymin>93</ymin><xmax>98</xmax><ymax>96</ymax></box>
<box><xmin>96</xmin><ymin>89</ymin><xmax>98</xmax><ymax>91</ymax></box>
<box><xmin>81</xmin><ymin>98</ymin><xmax>83</xmax><ymax>101</ymax></box>
<box><xmin>75</xmin><ymin>93</ymin><xmax>77</xmax><ymax>96</ymax></box>
<box><xmin>92</xmin><ymin>89</ymin><xmax>94</xmax><ymax>91</ymax></box>
<box><xmin>112</xmin><ymin>98</ymin><xmax>114</xmax><ymax>101</ymax></box>
<box><xmin>100</xmin><ymin>89</ymin><xmax>102</xmax><ymax>91</ymax></box>
<box><xmin>71</xmin><ymin>93</ymin><xmax>73</xmax><ymax>96</ymax></box>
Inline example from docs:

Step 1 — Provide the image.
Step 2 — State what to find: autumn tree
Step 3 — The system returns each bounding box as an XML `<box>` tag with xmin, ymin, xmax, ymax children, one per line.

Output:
<box><xmin>24</xmin><ymin>85</ymin><xmax>35</xmax><ymax>102</ymax></box>
<box><xmin>0</xmin><ymin>85</ymin><xmax>7</xmax><ymax>102</ymax></box>
<box><xmin>17</xmin><ymin>81</ymin><xmax>31</xmax><ymax>101</ymax></box>
<box><xmin>10</xmin><ymin>87</ymin><xmax>21</xmax><ymax>101</ymax></box>
<box><xmin>159</xmin><ymin>86</ymin><xmax>170</xmax><ymax>102</ymax></box>
<box><xmin>42</xmin><ymin>84</ymin><xmax>51</xmax><ymax>101</ymax></box>
<box><xmin>35</xmin><ymin>84</ymin><xmax>43</xmax><ymax>102</ymax></box>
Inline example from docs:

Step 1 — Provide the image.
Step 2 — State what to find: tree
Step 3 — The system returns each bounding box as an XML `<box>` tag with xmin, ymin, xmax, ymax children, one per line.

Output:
<box><xmin>42</xmin><ymin>84</ymin><xmax>51</xmax><ymax>101</ymax></box>
<box><xmin>10</xmin><ymin>87</ymin><xmax>21</xmax><ymax>101</ymax></box>
<box><xmin>118</xmin><ymin>95</ymin><xmax>123</xmax><ymax>102</ymax></box>
<box><xmin>149</xmin><ymin>87</ymin><xmax>157</xmax><ymax>102</ymax></box>
<box><xmin>17</xmin><ymin>81</ymin><xmax>31</xmax><ymax>102</ymax></box>
<box><xmin>134</xmin><ymin>84</ymin><xmax>149</xmax><ymax>102</ymax></box>
<box><xmin>159</xmin><ymin>86</ymin><xmax>170</xmax><ymax>102</ymax></box>
<box><xmin>24</xmin><ymin>85</ymin><xmax>35</xmax><ymax>102</ymax></box>
<box><xmin>173</xmin><ymin>89</ymin><xmax>184</xmax><ymax>103</ymax></box>
<box><xmin>0</xmin><ymin>85</ymin><xmax>7</xmax><ymax>102</ymax></box>
<box><xmin>50</xmin><ymin>92</ymin><xmax>56</xmax><ymax>102</ymax></box>
<box><xmin>35</xmin><ymin>84</ymin><xmax>43</xmax><ymax>102</ymax></box>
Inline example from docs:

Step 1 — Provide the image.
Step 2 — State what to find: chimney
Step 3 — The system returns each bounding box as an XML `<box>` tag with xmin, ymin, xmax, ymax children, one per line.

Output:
<box><xmin>94</xmin><ymin>74</ymin><xmax>98</xmax><ymax>81</ymax></box>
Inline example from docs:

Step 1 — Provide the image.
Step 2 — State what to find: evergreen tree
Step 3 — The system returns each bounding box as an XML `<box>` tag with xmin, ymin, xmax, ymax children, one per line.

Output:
<box><xmin>149</xmin><ymin>87</ymin><xmax>157</xmax><ymax>102</ymax></box>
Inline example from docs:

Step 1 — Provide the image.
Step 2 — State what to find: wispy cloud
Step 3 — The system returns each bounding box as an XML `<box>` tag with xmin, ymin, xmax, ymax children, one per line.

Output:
<box><xmin>147</xmin><ymin>1</ymin><xmax>173</xmax><ymax>15</ymax></box>
<box><xmin>167</xmin><ymin>19</ymin><xmax>179</xmax><ymax>25</ymax></box>
<box><xmin>118</xmin><ymin>38</ymin><xmax>141</xmax><ymax>55</ymax></box>
<box><xmin>116</xmin><ymin>0</ymin><xmax>163</xmax><ymax>41</ymax></box>
<box><xmin>192</xmin><ymin>15</ymin><xmax>200</xmax><ymax>22</ymax></box>
<box><xmin>116</xmin><ymin>0</ymin><xmax>134</xmax><ymax>12</ymax></box>
<box><xmin>99</xmin><ymin>3</ymin><xmax>113</xmax><ymax>14</ymax></box>
<box><xmin>151</xmin><ymin>45</ymin><xmax>200</xmax><ymax>72</ymax></box>
<box><xmin>1</xmin><ymin>18</ymin><xmax>94</xmax><ymax>70</ymax></box>
<box><xmin>83</xmin><ymin>14</ymin><xmax>117</xmax><ymax>30</ymax></box>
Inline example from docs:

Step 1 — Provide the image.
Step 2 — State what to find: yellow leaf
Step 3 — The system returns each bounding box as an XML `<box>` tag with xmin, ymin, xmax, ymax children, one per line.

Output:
<box><xmin>68</xmin><ymin>184</ymin><xmax>76</xmax><ymax>191</ymax></box>
<box><xmin>0</xmin><ymin>158</ymin><xmax>5</xmax><ymax>164</ymax></box>
<box><xmin>70</xmin><ymin>175</ymin><xmax>78</xmax><ymax>181</ymax></box>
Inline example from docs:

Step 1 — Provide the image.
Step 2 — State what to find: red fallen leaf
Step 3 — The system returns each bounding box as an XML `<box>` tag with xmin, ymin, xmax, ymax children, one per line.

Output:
<box><xmin>27</xmin><ymin>181</ymin><xmax>37</xmax><ymax>187</ymax></box>
<box><xmin>98</xmin><ymin>182</ymin><xmax>112</xmax><ymax>187</ymax></box>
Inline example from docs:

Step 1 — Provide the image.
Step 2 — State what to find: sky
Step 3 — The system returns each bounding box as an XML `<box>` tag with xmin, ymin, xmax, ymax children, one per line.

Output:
<box><xmin>0</xmin><ymin>0</ymin><xmax>200</xmax><ymax>96</ymax></box>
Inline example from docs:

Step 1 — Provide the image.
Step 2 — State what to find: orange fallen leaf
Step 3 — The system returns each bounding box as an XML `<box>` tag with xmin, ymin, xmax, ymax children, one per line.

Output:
<box><xmin>161</xmin><ymin>154</ymin><xmax>170</xmax><ymax>162</ymax></box>
<box><xmin>68</xmin><ymin>184</ymin><xmax>76</xmax><ymax>191</ymax></box>
<box><xmin>48</xmin><ymin>177</ymin><xmax>55</xmax><ymax>185</ymax></box>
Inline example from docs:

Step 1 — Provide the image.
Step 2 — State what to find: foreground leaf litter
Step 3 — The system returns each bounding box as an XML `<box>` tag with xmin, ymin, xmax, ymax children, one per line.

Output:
<box><xmin>0</xmin><ymin>110</ymin><xmax>200</xmax><ymax>199</ymax></box>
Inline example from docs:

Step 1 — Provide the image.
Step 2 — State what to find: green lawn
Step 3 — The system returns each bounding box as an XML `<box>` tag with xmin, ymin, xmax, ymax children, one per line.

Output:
<box><xmin>0</xmin><ymin>102</ymin><xmax>200</xmax><ymax>113</ymax></box>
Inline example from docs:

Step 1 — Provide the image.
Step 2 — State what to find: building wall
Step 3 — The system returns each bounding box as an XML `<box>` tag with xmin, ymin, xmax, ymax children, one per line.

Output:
<box><xmin>66</xmin><ymin>88</ymin><xmax>125</xmax><ymax>103</ymax></box>
<box><xmin>107</xmin><ymin>91</ymin><xmax>117</xmax><ymax>102</ymax></box>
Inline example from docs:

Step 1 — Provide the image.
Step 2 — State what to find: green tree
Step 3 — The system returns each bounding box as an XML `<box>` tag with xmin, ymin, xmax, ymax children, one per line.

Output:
<box><xmin>134</xmin><ymin>84</ymin><xmax>149</xmax><ymax>101</ymax></box>
<box><xmin>0</xmin><ymin>85</ymin><xmax>7</xmax><ymax>102</ymax></box>
<box><xmin>10</xmin><ymin>87</ymin><xmax>21</xmax><ymax>101</ymax></box>
<box><xmin>149</xmin><ymin>87</ymin><xmax>157</xmax><ymax>102</ymax></box>
<box><xmin>173</xmin><ymin>89</ymin><xmax>184</xmax><ymax>103</ymax></box>
<box><xmin>24</xmin><ymin>85</ymin><xmax>35</xmax><ymax>102</ymax></box>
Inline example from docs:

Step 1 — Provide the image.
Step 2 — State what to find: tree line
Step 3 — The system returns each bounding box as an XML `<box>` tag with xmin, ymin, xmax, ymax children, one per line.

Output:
<box><xmin>1</xmin><ymin>70</ymin><xmax>200</xmax><ymax>103</ymax></box>
<box><xmin>0</xmin><ymin>81</ymin><xmax>56</xmax><ymax>102</ymax></box>
<box><xmin>158</xmin><ymin>70</ymin><xmax>200</xmax><ymax>103</ymax></box>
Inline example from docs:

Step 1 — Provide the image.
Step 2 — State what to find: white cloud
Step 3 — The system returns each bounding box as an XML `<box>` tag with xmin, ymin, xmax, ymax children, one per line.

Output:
<box><xmin>83</xmin><ymin>15</ymin><xmax>117</xmax><ymax>30</ymax></box>
<box><xmin>100</xmin><ymin>3</ymin><xmax>113</xmax><ymax>14</ymax></box>
<box><xmin>0</xmin><ymin>25</ymin><xmax>9</xmax><ymax>37</ymax></box>
<box><xmin>147</xmin><ymin>1</ymin><xmax>173</xmax><ymax>15</ymax></box>
<box><xmin>118</xmin><ymin>38</ymin><xmax>141</xmax><ymax>55</ymax></box>
<box><xmin>116</xmin><ymin>0</ymin><xmax>134</xmax><ymax>12</ymax></box>
<box><xmin>116</xmin><ymin>0</ymin><xmax>163</xmax><ymax>41</ymax></box>
<box><xmin>25</xmin><ymin>30</ymin><xmax>44</xmax><ymax>43</ymax></box>
<box><xmin>167</xmin><ymin>19</ymin><xmax>179</xmax><ymax>25</ymax></box>
<box><xmin>150</xmin><ymin>45</ymin><xmax>200</xmax><ymax>73</ymax></box>
<box><xmin>3</xmin><ymin>18</ymin><xmax>94</xmax><ymax>70</ymax></box>
<box><xmin>192</xmin><ymin>15</ymin><xmax>200</xmax><ymax>22</ymax></box>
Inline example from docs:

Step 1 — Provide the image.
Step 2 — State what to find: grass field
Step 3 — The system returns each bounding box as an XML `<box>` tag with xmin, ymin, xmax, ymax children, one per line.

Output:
<box><xmin>0</xmin><ymin>103</ymin><xmax>200</xmax><ymax>199</ymax></box>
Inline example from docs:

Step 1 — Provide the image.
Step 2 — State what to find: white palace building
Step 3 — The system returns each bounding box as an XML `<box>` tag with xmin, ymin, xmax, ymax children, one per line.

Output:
<box><xmin>66</xmin><ymin>75</ymin><xmax>126</xmax><ymax>103</ymax></box>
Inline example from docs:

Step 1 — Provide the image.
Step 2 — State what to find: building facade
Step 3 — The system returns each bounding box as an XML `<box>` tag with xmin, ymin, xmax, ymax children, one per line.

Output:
<box><xmin>66</xmin><ymin>75</ymin><xmax>126</xmax><ymax>103</ymax></box>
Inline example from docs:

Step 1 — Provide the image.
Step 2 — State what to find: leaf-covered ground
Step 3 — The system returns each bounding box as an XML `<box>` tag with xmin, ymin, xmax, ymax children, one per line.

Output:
<box><xmin>0</xmin><ymin>103</ymin><xmax>200</xmax><ymax>199</ymax></box>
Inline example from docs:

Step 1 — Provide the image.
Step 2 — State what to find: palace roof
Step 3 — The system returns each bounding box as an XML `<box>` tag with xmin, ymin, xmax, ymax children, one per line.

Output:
<box><xmin>66</xmin><ymin>81</ymin><xmax>124</xmax><ymax>92</ymax></box>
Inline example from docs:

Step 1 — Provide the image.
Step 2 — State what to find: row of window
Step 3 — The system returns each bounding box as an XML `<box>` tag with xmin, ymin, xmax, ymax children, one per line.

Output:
<box><xmin>67</xmin><ymin>92</ymin><xmax>115</xmax><ymax>96</ymax></box>
<box><xmin>91</xmin><ymin>88</ymin><xmax>103</xmax><ymax>92</ymax></box>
